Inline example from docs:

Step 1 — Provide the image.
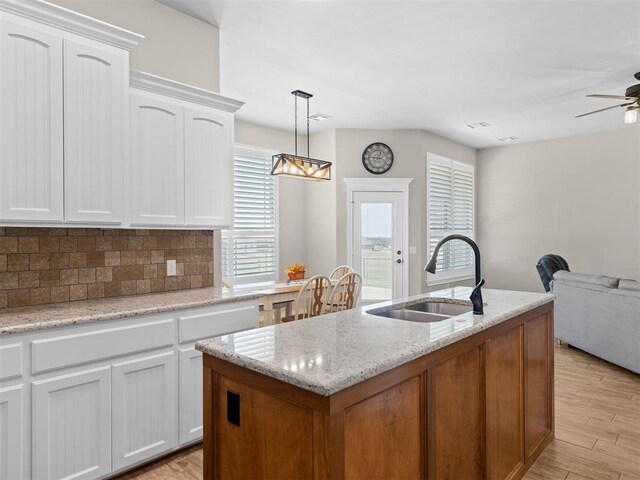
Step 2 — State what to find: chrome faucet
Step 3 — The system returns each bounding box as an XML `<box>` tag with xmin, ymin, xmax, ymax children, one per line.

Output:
<box><xmin>424</xmin><ymin>234</ymin><xmax>485</xmax><ymax>315</ymax></box>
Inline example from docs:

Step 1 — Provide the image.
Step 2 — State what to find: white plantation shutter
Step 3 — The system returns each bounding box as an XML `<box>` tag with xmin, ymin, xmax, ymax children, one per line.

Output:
<box><xmin>222</xmin><ymin>147</ymin><xmax>277</xmax><ymax>285</ymax></box>
<box><xmin>427</xmin><ymin>154</ymin><xmax>475</xmax><ymax>282</ymax></box>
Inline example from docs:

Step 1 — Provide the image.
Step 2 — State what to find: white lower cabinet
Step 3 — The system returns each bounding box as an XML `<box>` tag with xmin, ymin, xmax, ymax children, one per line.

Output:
<box><xmin>112</xmin><ymin>351</ymin><xmax>176</xmax><ymax>472</ymax></box>
<box><xmin>0</xmin><ymin>384</ymin><xmax>24</xmax><ymax>480</ymax></box>
<box><xmin>32</xmin><ymin>366</ymin><xmax>111</xmax><ymax>480</ymax></box>
<box><xmin>178</xmin><ymin>348</ymin><xmax>203</xmax><ymax>445</ymax></box>
<box><xmin>0</xmin><ymin>299</ymin><xmax>258</xmax><ymax>479</ymax></box>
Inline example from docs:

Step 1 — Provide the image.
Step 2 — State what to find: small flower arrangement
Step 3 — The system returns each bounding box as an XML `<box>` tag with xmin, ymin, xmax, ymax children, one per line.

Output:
<box><xmin>285</xmin><ymin>262</ymin><xmax>306</xmax><ymax>280</ymax></box>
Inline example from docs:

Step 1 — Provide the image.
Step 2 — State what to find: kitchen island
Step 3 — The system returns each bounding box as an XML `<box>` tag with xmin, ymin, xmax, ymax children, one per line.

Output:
<box><xmin>196</xmin><ymin>287</ymin><xmax>554</xmax><ymax>480</ymax></box>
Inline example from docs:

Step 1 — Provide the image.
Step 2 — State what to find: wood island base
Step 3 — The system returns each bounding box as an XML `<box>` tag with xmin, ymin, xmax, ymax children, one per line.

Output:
<box><xmin>202</xmin><ymin>303</ymin><xmax>554</xmax><ymax>480</ymax></box>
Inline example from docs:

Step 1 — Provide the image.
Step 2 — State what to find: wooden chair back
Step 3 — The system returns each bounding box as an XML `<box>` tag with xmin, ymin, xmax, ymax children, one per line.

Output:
<box><xmin>329</xmin><ymin>265</ymin><xmax>354</xmax><ymax>280</ymax></box>
<box><xmin>327</xmin><ymin>273</ymin><xmax>362</xmax><ymax>313</ymax></box>
<box><xmin>282</xmin><ymin>275</ymin><xmax>331</xmax><ymax>322</ymax></box>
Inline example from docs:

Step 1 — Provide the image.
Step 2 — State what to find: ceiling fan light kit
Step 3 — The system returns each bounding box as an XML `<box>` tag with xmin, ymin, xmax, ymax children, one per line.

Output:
<box><xmin>272</xmin><ymin>90</ymin><xmax>332</xmax><ymax>181</ymax></box>
<box><xmin>577</xmin><ymin>71</ymin><xmax>640</xmax><ymax>124</ymax></box>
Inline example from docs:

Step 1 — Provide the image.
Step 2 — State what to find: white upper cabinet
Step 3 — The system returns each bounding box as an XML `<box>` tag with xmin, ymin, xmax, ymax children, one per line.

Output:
<box><xmin>130</xmin><ymin>93</ymin><xmax>185</xmax><ymax>226</ymax></box>
<box><xmin>129</xmin><ymin>71</ymin><xmax>243</xmax><ymax>229</ymax></box>
<box><xmin>64</xmin><ymin>38</ymin><xmax>127</xmax><ymax>224</ymax></box>
<box><xmin>0</xmin><ymin>20</ymin><xmax>64</xmax><ymax>223</ymax></box>
<box><xmin>0</xmin><ymin>0</ymin><xmax>141</xmax><ymax>227</ymax></box>
<box><xmin>185</xmin><ymin>106</ymin><xmax>234</xmax><ymax>227</ymax></box>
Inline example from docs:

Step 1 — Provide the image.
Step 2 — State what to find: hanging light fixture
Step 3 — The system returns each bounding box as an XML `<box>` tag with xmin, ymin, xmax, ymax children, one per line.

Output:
<box><xmin>271</xmin><ymin>90</ymin><xmax>332</xmax><ymax>181</ymax></box>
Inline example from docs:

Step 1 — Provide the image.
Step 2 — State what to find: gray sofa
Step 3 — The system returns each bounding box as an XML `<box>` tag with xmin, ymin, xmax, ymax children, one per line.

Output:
<box><xmin>551</xmin><ymin>271</ymin><xmax>640</xmax><ymax>373</ymax></box>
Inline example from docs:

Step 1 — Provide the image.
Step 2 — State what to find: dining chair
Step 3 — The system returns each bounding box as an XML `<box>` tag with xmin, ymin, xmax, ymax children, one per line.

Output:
<box><xmin>326</xmin><ymin>272</ymin><xmax>362</xmax><ymax>313</ymax></box>
<box><xmin>281</xmin><ymin>275</ymin><xmax>332</xmax><ymax>322</ymax></box>
<box><xmin>329</xmin><ymin>265</ymin><xmax>354</xmax><ymax>280</ymax></box>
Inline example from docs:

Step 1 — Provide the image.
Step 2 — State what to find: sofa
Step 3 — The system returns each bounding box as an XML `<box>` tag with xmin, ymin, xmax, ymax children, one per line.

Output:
<box><xmin>551</xmin><ymin>271</ymin><xmax>640</xmax><ymax>373</ymax></box>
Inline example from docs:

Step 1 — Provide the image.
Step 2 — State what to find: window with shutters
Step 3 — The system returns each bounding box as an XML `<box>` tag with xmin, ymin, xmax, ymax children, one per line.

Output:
<box><xmin>426</xmin><ymin>153</ymin><xmax>475</xmax><ymax>284</ymax></box>
<box><xmin>222</xmin><ymin>146</ymin><xmax>278</xmax><ymax>286</ymax></box>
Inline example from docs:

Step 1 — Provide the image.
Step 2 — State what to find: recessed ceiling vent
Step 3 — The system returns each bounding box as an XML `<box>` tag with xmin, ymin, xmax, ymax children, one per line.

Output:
<box><xmin>498</xmin><ymin>136</ymin><xmax>519</xmax><ymax>142</ymax></box>
<box><xmin>309</xmin><ymin>112</ymin><xmax>332</xmax><ymax>121</ymax></box>
<box><xmin>466</xmin><ymin>121</ymin><xmax>491</xmax><ymax>129</ymax></box>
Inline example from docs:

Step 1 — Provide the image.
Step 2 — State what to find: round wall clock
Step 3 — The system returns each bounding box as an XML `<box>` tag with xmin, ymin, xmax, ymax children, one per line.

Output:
<box><xmin>362</xmin><ymin>143</ymin><xmax>394</xmax><ymax>174</ymax></box>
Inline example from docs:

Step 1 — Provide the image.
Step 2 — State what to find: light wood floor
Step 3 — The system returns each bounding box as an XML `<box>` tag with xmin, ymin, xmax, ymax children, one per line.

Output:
<box><xmin>114</xmin><ymin>343</ymin><xmax>640</xmax><ymax>480</ymax></box>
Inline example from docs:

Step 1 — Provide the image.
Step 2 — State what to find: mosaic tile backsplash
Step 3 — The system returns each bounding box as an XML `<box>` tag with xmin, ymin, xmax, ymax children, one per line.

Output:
<box><xmin>0</xmin><ymin>228</ymin><xmax>214</xmax><ymax>309</ymax></box>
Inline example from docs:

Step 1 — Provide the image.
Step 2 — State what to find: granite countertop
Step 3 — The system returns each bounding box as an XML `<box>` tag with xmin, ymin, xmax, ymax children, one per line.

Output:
<box><xmin>0</xmin><ymin>287</ymin><xmax>262</xmax><ymax>335</ymax></box>
<box><xmin>196</xmin><ymin>287</ymin><xmax>554</xmax><ymax>396</ymax></box>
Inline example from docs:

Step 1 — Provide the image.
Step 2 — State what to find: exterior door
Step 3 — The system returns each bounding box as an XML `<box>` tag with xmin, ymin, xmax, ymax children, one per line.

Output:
<box><xmin>352</xmin><ymin>191</ymin><xmax>405</xmax><ymax>303</ymax></box>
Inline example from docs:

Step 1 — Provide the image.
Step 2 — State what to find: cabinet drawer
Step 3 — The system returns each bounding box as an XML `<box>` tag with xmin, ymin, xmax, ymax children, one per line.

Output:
<box><xmin>32</xmin><ymin>319</ymin><xmax>174</xmax><ymax>374</ymax></box>
<box><xmin>178</xmin><ymin>302</ymin><xmax>258</xmax><ymax>344</ymax></box>
<box><xmin>0</xmin><ymin>343</ymin><xmax>22</xmax><ymax>381</ymax></box>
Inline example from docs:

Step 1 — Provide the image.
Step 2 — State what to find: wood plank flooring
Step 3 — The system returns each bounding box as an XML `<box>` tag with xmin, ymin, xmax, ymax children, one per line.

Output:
<box><xmin>113</xmin><ymin>343</ymin><xmax>640</xmax><ymax>480</ymax></box>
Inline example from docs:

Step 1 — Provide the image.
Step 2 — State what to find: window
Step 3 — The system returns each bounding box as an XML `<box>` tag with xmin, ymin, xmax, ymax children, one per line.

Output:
<box><xmin>222</xmin><ymin>146</ymin><xmax>277</xmax><ymax>286</ymax></box>
<box><xmin>426</xmin><ymin>154</ymin><xmax>475</xmax><ymax>284</ymax></box>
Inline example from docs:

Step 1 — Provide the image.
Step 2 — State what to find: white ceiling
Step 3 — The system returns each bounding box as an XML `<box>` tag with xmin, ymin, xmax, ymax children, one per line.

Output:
<box><xmin>160</xmin><ymin>0</ymin><xmax>640</xmax><ymax>148</ymax></box>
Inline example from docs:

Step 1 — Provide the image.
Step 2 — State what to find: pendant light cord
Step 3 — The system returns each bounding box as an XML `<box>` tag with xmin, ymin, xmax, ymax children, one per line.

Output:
<box><xmin>294</xmin><ymin>94</ymin><xmax>298</xmax><ymax>156</ymax></box>
<box><xmin>307</xmin><ymin>96</ymin><xmax>310</xmax><ymax>157</ymax></box>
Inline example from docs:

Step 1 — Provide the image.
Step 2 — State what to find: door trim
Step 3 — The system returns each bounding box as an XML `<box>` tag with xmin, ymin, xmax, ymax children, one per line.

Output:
<box><xmin>344</xmin><ymin>178</ymin><xmax>413</xmax><ymax>299</ymax></box>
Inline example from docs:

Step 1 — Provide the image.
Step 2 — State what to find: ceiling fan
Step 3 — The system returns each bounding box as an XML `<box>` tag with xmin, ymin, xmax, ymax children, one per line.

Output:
<box><xmin>576</xmin><ymin>72</ymin><xmax>640</xmax><ymax>124</ymax></box>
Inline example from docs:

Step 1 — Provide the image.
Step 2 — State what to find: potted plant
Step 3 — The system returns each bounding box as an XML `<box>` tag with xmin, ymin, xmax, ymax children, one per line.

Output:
<box><xmin>285</xmin><ymin>262</ymin><xmax>306</xmax><ymax>281</ymax></box>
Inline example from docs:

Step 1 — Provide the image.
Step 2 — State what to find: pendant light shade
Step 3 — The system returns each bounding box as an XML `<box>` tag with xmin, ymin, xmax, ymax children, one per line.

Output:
<box><xmin>271</xmin><ymin>90</ymin><xmax>332</xmax><ymax>181</ymax></box>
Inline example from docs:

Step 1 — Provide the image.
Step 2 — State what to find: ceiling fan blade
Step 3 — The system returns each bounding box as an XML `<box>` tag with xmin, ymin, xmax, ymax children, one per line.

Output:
<box><xmin>575</xmin><ymin>102</ymin><xmax>635</xmax><ymax>118</ymax></box>
<box><xmin>587</xmin><ymin>94</ymin><xmax>638</xmax><ymax>100</ymax></box>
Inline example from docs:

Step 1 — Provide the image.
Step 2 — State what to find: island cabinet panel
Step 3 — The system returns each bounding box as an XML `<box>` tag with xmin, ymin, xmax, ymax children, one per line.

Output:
<box><xmin>216</xmin><ymin>375</ymin><xmax>314</xmax><ymax>480</ymax></box>
<box><xmin>485</xmin><ymin>325</ymin><xmax>525</xmax><ymax>480</ymax></box>
<box><xmin>344</xmin><ymin>376</ymin><xmax>423</xmax><ymax>480</ymax></box>
<box><xmin>525</xmin><ymin>314</ymin><xmax>553</xmax><ymax>458</ymax></box>
<box><xmin>429</xmin><ymin>346</ymin><xmax>483</xmax><ymax>480</ymax></box>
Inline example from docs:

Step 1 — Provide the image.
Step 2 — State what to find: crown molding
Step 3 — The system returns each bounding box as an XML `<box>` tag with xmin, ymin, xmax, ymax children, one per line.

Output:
<box><xmin>130</xmin><ymin>71</ymin><xmax>244</xmax><ymax>113</ymax></box>
<box><xmin>0</xmin><ymin>0</ymin><xmax>143</xmax><ymax>50</ymax></box>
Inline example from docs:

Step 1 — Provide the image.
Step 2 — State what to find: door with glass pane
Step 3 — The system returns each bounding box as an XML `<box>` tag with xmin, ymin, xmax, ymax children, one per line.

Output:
<box><xmin>352</xmin><ymin>192</ymin><xmax>404</xmax><ymax>303</ymax></box>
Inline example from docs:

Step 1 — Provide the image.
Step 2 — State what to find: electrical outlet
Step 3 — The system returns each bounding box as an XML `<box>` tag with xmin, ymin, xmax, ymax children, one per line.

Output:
<box><xmin>167</xmin><ymin>259</ymin><xmax>177</xmax><ymax>276</ymax></box>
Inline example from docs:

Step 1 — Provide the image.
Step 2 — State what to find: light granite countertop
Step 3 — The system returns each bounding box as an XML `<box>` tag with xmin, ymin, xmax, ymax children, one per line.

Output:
<box><xmin>0</xmin><ymin>287</ymin><xmax>262</xmax><ymax>335</ymax></box>
<box><xmin>196</xmin><ymin>287</ymin><xmax>554</xmax><ymax>396</ymax></box>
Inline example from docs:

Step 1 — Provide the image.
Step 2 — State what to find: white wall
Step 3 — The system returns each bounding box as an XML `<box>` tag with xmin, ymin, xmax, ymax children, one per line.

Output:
<box><xmin>478</xmin><ymin>126</ymin><xmax>640</xmax><ymax>293</ymax></box>
<box><xmin>51</xmin><ymin>0</ymin><xmax>220</xmax><ymax>92</ymax></box>
<box><xmin>333</xmin><ymin>129</ymin><xmax>477</xmax><ymax>295</ymax></box>
<box><xmin>235</xmin><ymin>121</ymin><xmax>308</xmax><ymax>276</ymax></box>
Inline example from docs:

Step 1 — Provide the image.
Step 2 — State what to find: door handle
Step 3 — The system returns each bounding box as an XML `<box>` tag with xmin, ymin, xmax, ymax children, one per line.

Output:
<box><xmin>396</xmin><ymin>259</ymin><xmax>403</xmax><ymax>264</ymax></box>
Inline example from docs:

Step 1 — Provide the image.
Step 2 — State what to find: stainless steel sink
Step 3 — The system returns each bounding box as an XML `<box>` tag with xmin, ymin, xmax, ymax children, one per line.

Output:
<box><xmin>368</xmin><ymin>300</ymin><xmax>473</xmax><ymax>323</ymax></box>
<box><xmin>404</xmin><ymin>301</ymin><xmax>471</xmax><ymax>316</ymax></box>
<box><xmin>377</xmin><ymin>309</ymin><xmax>452</xmax><ymax>323</ymax></box>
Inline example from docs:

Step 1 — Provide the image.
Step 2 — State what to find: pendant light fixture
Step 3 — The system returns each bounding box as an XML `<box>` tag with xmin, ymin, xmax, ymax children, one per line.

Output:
<box><xmin>271</xmin><ymin>90</ymin><xmax>332</xmax><ymax>181</ymax></box>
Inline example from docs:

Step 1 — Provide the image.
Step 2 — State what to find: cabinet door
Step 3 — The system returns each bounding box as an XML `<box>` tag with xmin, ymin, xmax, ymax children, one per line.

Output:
<box><xmin>485</xmin><ymin>326</ymin><xmax>525</xmax><ymax>480</ymax></box>
<box><xmin>0</xmin><ymin>21</ymin><xmax>64</xmax><ymax>223</ymax></box>
<box><xmin>64</xmin><ymin>39</ymin><xmax>126</xmax><ymax>224</ymax></box>
<box><xmin>429</xmin><ymin>346</ymin><xmax>483</xmax><ymax>480</ymax></box>
<box><xmin>179</xmin><ymin>348</ymin><xmax>203</xmax><ymax>445</ymax></box>
<box><xmin>112</xmin><ymin>351</ymin><xmax>176</xmax><ymax>471</ymax></box>
<box><xmin>0</xmin><ymin>384</ymin><xmax>24</xmax><ymax>480</ymax></box>
<box><xmin>184</xmin><ymin>107</ymin><xmax>233</xmax><ymax>227</ymax></box>
<box><xmin>131</xmin><ymin>93</ymin><xmax>185</xmax><ymax>226</ymax></box>
<box><xmin>32</xmin><ymin>366</ymin><xmax>111</xmax><ymax>480</ymax></box>
<box><xmin>525</xmin><ymin>314</ymin><xmax>553</xmax><ymax>458</ymax></box>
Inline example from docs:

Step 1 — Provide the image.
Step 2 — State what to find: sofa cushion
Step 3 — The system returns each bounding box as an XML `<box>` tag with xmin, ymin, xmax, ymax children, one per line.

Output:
<box><xmin>553</xmin><ymin>271</ymin><xmax>620</xmax><ymax>289</ymax></box>
<box><xmin>619</xmin><ymin>279</ymin><xmax>640</xmax><ymax>292</ymax></box>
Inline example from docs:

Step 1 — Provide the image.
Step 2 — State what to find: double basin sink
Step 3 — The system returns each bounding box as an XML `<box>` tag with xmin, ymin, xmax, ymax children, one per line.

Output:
<box><xmin>370</xmin><ymin>301</ymin><xmax>473</xmax><ymax>323</ymax></box>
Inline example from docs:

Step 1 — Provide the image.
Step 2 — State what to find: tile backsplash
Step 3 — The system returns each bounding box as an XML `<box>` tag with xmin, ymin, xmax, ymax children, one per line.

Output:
<box><xmin>0</xmin><ymin>227</ymin><xmax>213</xmax><ymax>309</ymax></box>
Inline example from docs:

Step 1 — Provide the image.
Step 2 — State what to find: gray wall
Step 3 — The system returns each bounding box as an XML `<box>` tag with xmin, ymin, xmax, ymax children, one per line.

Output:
<box><xmin>51</xmin><ymin>0</ymin><xmax>220</xmax><ymax>92</ymax></box>
<box><xmin>478</xmin><ymin>126</ymin><xmax>640</xmax><ymax>292</ymax></box>
<box><xmin>333</xmin><ymin>129</ymin><xmax>477</xmax><ymax>295</ymax></box>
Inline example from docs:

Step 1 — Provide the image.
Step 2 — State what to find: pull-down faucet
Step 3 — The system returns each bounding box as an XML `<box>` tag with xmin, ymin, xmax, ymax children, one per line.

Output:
<box><xmin>425</xmin><ymin>234</ymin><xmax>485</xmax><ymax>315</ymax></box>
